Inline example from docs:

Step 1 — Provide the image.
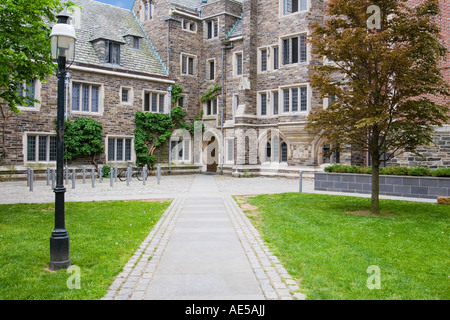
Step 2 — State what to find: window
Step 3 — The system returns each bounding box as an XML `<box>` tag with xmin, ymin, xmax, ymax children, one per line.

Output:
<box><xmin>273</xmin><ymin>46</ymin><xmax>279</xmax><ymax>70</ymax></box>
<box><xmin>205</xmin><ymin>99</ymin><xmax>218</xmax><ymax>116</ymax></box>
<box><xmin>177</xmin><ymin>95</ymin><xmax>187</xmax><ymax>108</ymax></box>
<box><xmin>234</xmin><ymin>52</ymin><xmax>243</xmax><ymax>76</ymax></box>
<box><xmin>105</xmin><ymin>41</ymin><xmax>121</xmax><ymax>64</ymax></box>
<box><xmin>259</xmin><ymin>92</ymin><xmax>268</xmax><ymax>116</ymax></box>
<box><xmin>226</xmin><ymin>139</ymin><xmax>234</xmax><ymax>163</ymax></box>
<box><xmin>233</xmin><ymin>94</ymin><xmax>240</xmax><ymax>110</ymax></box>
<box><xmin>107</xmin><ymin>137</ymin><xmax>132</xmax><ymax>162</ymax></box>
<box><xmin>122</xmin><ymin>88</ymin><xmax>129</xmax><ymax>103</ymax></box>
<box><xmin>17</xmin><ymin>79</ymin><xmax>36</xmax><ymax>108</ymax></box>
<box><xmin>282</xmin><ymin>34</ymin><xmax>307</xmax><ymax>65</ymax></box>
<box><xmin>206</xmin><ymin>19</ymin><xmax>218</xmax><ymax>39</ymax></box>
<box><xmin>181</xmin><ymin>54</ymin><xmax>196</xmax><ymax>75</ymax></box>
<box><xmin>281</xmin><ymin>142</ymin><xmax>288</xmax><ymax>162</ymax></box>
<box><xmin>282</xmin><ymin>0</ymin><xmax>307</xmax><ymax>15</ymax></box>
<box><xmin>266</xmin><ymin>142</ymin><xmax>272</xmax><ymax>162</ymax></box>
<box><xmin>182</xmin><ymin>19</ymin><xmax>196</xmax><ymax>32</ymax></box>
<box><xmin>144</xmin><ymin>0</ymin><xmax>153</xmax><ymax>21</ymax></box>
<box><xmin>72</xmin><ymin>83</ymin><xmax>101</xmax><ymax>113</ymax></box>
<box><xmin>281</xmin><ymin>86</ymin><xmax>308</xmax><ymax>113</ymax></box>
<box><xmin>170</xmin><ymin>138</ymin><xmax>191</xmax><ymax>162</ymax></box>
<box><xmin>120</xmin><ymin>87</ymin><xmax>133</xmax><ymax>104</ymax></box>
<box><xmin>26</xmin><ymin>134</ymin><xmax>56</xmax><ymax>163</ymax></box>
<box><xmin>207</xmin><ymin>59</ymin><xmax>215</xmax><ymax>80</ymax></box>
<box><xmin>272</xmin><ymin>91</ymin><xmax>279</xmax><ymax>115</ymax></box>
<box><xmin>132</xmin><ymin>37</ymin><xmax>140</xmax><ymax>49</ymax></box>
<box><xmin>144</xmin><ymin>91</ymin><xmax>166</xmax><ymax>113</ymax></box>
<box><xmin>260</xmin><ymin>49</ymin><xmax>267</xmax><ymax>72</ymax></box>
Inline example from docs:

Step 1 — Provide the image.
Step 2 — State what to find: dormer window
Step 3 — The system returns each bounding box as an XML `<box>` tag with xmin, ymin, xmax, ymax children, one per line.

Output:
<box><xmin>133</xmin><ymin>36</ymin><xmax>140</xmax><ymax>49</ymax></box>
<box><xmin>105</xmin><ymin>40</ymin><xmax>120</xmax><ymax>65</ymax></box>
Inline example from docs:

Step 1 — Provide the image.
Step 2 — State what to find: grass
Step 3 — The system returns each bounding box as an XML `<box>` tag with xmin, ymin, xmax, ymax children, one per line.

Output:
<box><xmin>0</xmin><ymin>200</ymin><xmax>171</xmax><ymax>300</ymax></box>
<box><xmin>236</xmin><ymin>193</ymin><xmax>449</xmax><ymax>300</ymax></box>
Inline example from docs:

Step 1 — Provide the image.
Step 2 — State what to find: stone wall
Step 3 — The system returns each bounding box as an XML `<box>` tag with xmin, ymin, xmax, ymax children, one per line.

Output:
<box><xmin>0</xmin><ymin>68</ymin><xmax>172</xmax><ymax>170</ymax></box>
<box><xmin>315</xmin><ymin>172</ymin><xmax>450</xmax><ymax>199</ymax></box>
<box><xmin>388</xmin><ymin>126</ymin><xmax>450</xmax><ymax>168</ymax></box>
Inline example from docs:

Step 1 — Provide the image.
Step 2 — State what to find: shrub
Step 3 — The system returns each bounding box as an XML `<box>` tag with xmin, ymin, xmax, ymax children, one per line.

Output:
<box><xmin>407</xmin><ymin>167</ymin><xmax>432</xmax><ymax>176</ymax></box>
<box><xmin>380</xmin><ymin>166</ymin><xmax>410</xmax><ymax>176</ymax></box>
<box><xmin>101</xmin><ymin>165</ymin><xmax>112</xmax><ymax>178</ymax></box>
<box><xmin>431</xmin><ymin>168</ymin><xmax>450</xmax><ymax>177</ymax></box>
<box><xmin>323</xmin><ymin>164</ymin><xmax>450</xmax><ymax>177</ymax></box>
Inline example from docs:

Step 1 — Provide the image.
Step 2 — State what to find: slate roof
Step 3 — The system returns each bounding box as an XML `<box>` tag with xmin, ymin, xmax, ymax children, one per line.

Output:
<box><xmin>226</xmin><ymin>13</ymin><xmax>242</xmax><ymax>39</ymax></box>
<box><xmin>164</xmin><ymin>0</ymin><xmax>242</xmax><ymax>14</ymax></box>
<box><xmin>65</xmin><ymin>0</ymin><xmax>167</xmax><ymax>77</ymax></box>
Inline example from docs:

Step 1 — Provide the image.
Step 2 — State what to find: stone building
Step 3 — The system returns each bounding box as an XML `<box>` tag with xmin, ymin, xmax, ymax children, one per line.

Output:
<box><xmin>1</xmin><ymin>0</ymin><xmax>174</xmax><ymax>173</ymax></box>
<box><xmin>1</xmin><ymin>0</ymin><xmax>448</xmax><ymax>176</ymax></box>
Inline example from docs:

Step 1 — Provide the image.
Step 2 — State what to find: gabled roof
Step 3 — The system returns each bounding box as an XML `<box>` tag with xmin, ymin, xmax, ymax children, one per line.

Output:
<box><xmin>66</xmin><ymin>0</ymin><xmax>167</xmax><ymax>77</ymax></box>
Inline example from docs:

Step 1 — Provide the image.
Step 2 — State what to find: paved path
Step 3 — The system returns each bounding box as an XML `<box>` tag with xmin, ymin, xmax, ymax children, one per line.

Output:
<box><xmin>102</xmin><ymin>174</ymin><xmax>304</xmax><ymax>300</ymax></box>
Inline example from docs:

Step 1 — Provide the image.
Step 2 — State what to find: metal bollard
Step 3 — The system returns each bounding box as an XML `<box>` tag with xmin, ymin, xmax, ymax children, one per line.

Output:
<box><xmin>65</xmin><ymin>165</ymin><xmax>69</xmax><ymax>185</ymax></box>
<box><xmin>46</xmin><ymin>167</ymin><xmax>50</xmax><ymax>186</ymax></box>
<box><xmin>99</xmin><ymin>166</ymin><xmax>103</xmax><ymax>183</ymax></box>
<box><xmin>126</xmin><ymin>166</ymin><xmax>131</xmax><ymax>186</ymax></box>
<box><xmin>142</xmin><ymin>166</ymin><xmax>147</xmax><ymax>186</ymax></box>
<box><xmin>114</xmin><ymin>165</ymin><xmax>118</xmax><ymax>182</ymax></box>
<box><xmin>110</xmin><ymin>167</ymin><xmax>114</xmax><ymax>187</ymax></box>
<box><xmin>27</xmin><ymin>167</ymin><xmax>31</xmax><ymax>187</ymax></box>
<box><xmin>91</xmin><ymin>167</ymin><xmax>95</xmax><ymax>188</ymax></box>
<box><xmin>157</xmin><ymin>164</ymin><xmax>161</xmax><ymax>185</ymax></box>
<box><xmin>51</xmin><ymin>169</ymin><xmax>56</xmax><ymax>189</ymax></box>
<box><xmin>29</xmin><ymin>169</ymin><xmax>34</xmax><ymax>192</ymax></box>
<box><xmin>72</xmin><ymin>169</ymin><xmax>76</xmax><ymax>189</ymax></box>
<box><xmin>299</xmin><ymin>170</ymin><xmax>303</xmax><ymax>193</ymax></box>
<box><xmin>82</xmin><ymin>166</ymin><xmax>86</xmax><ymax>184</ymax></box>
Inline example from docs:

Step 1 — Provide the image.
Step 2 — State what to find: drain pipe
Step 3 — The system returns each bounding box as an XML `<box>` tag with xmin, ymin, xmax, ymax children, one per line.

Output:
<box><xmin>220</xmin><ymin>42</ymin><xmax>234</xmax><ymax>175</ymax></box>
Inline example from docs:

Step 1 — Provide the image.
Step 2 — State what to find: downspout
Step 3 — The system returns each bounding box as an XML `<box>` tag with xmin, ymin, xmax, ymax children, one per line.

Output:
<box><xmin>220</xmin><ymin>42</ymin><xmax>234</xmax><ymax>175</ymax></box>
<box><xmin>166</xmin><ymin>17</ymin><xmax>172</xmax><ymax>175</ymax></box>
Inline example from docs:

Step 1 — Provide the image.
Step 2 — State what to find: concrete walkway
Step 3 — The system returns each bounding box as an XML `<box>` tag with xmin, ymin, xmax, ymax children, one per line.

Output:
<box><xmin>102</xmin><ymin>174</ymin><xmax>304</xmax><ymax>300</ymax></box>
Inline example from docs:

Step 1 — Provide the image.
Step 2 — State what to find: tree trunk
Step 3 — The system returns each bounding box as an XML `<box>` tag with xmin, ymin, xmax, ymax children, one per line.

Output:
<box><xmin>371</xmin><ymin>159</ymin><xmax>380</xmax><ymax>215</ymax></box>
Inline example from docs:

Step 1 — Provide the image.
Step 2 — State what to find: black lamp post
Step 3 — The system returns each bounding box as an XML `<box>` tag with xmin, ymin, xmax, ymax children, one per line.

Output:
<box><xmin>49</xmin><ymin>10</ymin><xmax>76</xmax><ymax>271</ymax></box>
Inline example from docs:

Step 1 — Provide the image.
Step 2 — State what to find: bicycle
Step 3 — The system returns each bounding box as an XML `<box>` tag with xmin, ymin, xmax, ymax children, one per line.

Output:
<box><xmin>118</xmin><ymin>165</ymin><xmax>144</xmax><ymax>181</ymax></box>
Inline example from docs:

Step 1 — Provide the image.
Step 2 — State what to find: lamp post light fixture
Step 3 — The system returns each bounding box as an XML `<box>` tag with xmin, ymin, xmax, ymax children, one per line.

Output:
<box><xmin>49</xmin><ymin>10</ymin><xmax>76</xmax><ymax>271</ymax></box>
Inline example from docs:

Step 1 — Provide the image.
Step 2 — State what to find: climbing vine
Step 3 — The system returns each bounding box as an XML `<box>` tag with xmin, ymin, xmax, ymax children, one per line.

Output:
<box><xmin>64</xmin><ymin>117</ymin><xmax>104</xmax><ymax>169</ymax></box>
<box><xmin>200</xmin><ymin>84</ymin><xmax>221</xmax><ymax>102</ymax></box>
<box><xmin>134</xmin><ymin>107</ymin><xmax>190</xmax><ymax>168</ymax></box>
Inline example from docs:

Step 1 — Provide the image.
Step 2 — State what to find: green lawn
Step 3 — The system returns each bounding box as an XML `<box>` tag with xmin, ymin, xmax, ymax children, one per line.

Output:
<box><xmin>0</xmin><ymin>200</ymin><xmax>171</xmax><ymax>300</ymax></box>
<box><xmin>237</xmin><ymin>193</ymin><xmax>449</xmax><ymax>300</ymax></box>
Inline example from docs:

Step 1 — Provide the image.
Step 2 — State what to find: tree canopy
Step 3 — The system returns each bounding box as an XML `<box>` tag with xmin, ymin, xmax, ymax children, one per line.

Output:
<box><xmin>307</xmin><ymin>0</ymin><xmax>449</xmax><ymax>213</ymax></box>
<box><xmin>0</xmin><ymin>0</ymin><xmax>71</xmax><ymax>113</ymax></box>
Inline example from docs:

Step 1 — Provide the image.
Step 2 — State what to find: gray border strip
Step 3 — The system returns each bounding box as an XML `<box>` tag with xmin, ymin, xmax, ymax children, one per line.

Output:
<box><xmin>223</xmin><ymin>196</ymin><xmax>306</xmax><ymax>300</ymax></box>
<box><xmin>102</xmin><ymin>197</ymin><xmax>184</xmax><ymax>300</ymax></box>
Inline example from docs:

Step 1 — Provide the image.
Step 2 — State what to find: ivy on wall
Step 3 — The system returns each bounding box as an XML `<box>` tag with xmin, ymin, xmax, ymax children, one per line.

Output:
<box><xmin>64</xmin><ymin>117</ymin><xmax>104</xmax><ymax>169</ymax></box>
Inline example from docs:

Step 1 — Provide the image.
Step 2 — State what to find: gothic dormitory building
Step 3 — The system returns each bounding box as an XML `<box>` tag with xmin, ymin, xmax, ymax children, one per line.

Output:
<box><xmin>1</xmin><ymin>0</ymin><xmax>448</xmax><ymax>177</ymax></box>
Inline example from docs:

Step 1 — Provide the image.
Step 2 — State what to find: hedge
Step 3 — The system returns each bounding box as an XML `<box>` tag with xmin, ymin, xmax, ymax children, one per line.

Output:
<box><xmin>324</xmin><ymin>165</ymin><xmax>450</xmax><ymax>177</ymax></box>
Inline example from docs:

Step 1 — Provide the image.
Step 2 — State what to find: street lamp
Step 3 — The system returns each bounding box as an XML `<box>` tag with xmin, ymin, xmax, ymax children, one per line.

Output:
<box><xmin>49</xmin><ymin>10</ymin><xmax>76</xmax><ymax>271</ymax></box>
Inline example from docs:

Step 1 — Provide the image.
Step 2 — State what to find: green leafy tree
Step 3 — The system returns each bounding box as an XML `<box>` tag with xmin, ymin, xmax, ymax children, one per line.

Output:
<box><xmin>0</xmin><ymin>0</ymin><xmax>73</xmax><ymax>163</ymax></box>
<box><xmin>64</xmin><ymin>118</ymin><xmax>104</xmax><ymax>169</ymax></box>
<box><xmin>307</xmin><ymin>0</ymin><xmax>449</xmax><ymax>214</ymax></box>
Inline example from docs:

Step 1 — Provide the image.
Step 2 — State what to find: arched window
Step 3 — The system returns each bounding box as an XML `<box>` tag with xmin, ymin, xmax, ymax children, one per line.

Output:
<box><xmin>281</xmin><ymin>142</ymin><xmax>288</xmax><ymax>162</ymax></box>
<box><xmin>266</xmin><ymin>142</ymin><xmax>271</xmax><ymax>161</ymax></box>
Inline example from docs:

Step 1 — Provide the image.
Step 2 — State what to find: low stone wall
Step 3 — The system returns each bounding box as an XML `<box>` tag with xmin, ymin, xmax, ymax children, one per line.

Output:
<box><xmin>314</xmin><ymin>172</ymin><xmax>450</xmax><ymax>199</ymax></box>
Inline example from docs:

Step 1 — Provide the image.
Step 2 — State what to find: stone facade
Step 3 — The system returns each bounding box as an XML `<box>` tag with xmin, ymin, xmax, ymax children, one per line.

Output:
<box><xmin>1</xmin><ymin>0</ymin><xmax>449</xmax><ymax>175</ymax></box>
